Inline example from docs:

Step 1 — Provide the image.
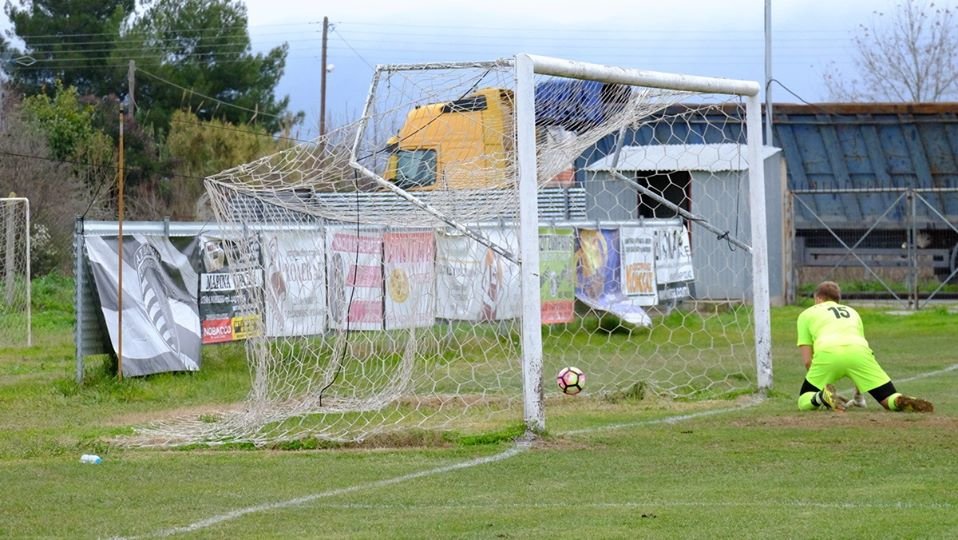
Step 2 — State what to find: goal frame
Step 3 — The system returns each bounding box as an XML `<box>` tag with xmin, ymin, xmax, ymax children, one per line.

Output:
<box><xmin>1</xmin><ymin>197</ymin><xmax>31</xmax><ymax>347</ymax></box>
<box><xmin>514</xmin><ymin>55</ymin><xmax>771</xmax><ymax>432</ymax></box>
<box><xmin>349</xmin><ymin>54</ymin><xmax>772</xmax><ymax>434</ymax></box>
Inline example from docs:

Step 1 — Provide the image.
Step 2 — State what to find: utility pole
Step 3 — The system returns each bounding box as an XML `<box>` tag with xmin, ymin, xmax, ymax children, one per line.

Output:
<box><xmin>117</xmin><ymin>60</ymin><xmax>134</xmax><ymax>379</ymax></box>
<box><xmin>117</xmin><ymin>95</ymin><xmax>126</xmax><ymax>379</ymax></box>
<box><xmin>320</xmin><ymin>16</ymin><xmax>329</xmax><ymax>137</ymax></box>
<box><xmin>128</xmin><ymin>59</ymin><xmax>136</xmax><ymax>116</ymax></box>
<box><xmin>764</xmin><ymin>0</ymin><xmax>774</xmax><ymax>146</ymax></box>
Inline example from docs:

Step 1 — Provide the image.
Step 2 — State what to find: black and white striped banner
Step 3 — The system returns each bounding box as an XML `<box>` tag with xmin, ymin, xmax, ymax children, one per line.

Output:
<box><xmin>85</xmin><ymin>235</ymin><xmax>201</xmax><ymax>376</ymax></box>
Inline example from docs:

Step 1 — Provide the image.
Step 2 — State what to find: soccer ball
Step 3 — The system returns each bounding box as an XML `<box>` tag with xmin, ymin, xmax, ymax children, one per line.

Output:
<box><xmin>556</xmin><ymin>366</ymin><xmax>585</xmax><ymax>395</ymax></box>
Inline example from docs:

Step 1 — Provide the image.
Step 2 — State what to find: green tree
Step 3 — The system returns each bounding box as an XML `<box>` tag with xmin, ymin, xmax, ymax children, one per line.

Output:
<box><xmin>4</xmin><ymin>0</ymin><xmax>133</xmax><ymax>96</ymax></box>
<box><xmin>2</xmin><ymin>96</ymin><xmax>111</xmax><ymax>274</ymax></box>
<box><xmin>166</xmin><ymin>109</ymin><xmax>283</xmax><ymax>178</ymax></box>
<box><xmin>144</xmin><ymin>110</ymin><xmax>286</xmax><ymax>219</ymax></box>
<box><xmin>20</xmin><ymin>82</ymin><xmax>116</xmax><ymax>192</ymax></box>
<box><xmin>122</xmin><ymin>0</ymin><xmax>301</xmax><ymax>134</ymax></box>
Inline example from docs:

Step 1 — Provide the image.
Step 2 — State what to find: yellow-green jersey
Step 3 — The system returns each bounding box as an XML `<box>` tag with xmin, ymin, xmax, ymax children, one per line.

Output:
<box><xmin>796</xmin><ymin>301</ymin><xmax>870</xmax><ymax>352</ymax></box>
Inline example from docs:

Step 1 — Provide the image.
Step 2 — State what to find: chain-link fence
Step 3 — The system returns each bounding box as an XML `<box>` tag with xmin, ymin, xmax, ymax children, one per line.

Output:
<box><xmin>791</xmin><ymin>187</ymin><xmax>958</xmax><ymax>309</ymax></box>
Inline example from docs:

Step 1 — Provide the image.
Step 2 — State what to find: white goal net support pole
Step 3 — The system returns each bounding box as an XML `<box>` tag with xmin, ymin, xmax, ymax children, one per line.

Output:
<box><xmin>1</xmin><ymin>197</ymin><xmax>31</xmax><ymax>347</ymax></box>
<box><xmin>517</xmin><ymin>55</ymin><xmax>772</xmax><ymax>430</ymax></box>
<box><xmin>133</xmin><ymin>54</ymin><xmax>772</xmax><ymax>448</ymax></box>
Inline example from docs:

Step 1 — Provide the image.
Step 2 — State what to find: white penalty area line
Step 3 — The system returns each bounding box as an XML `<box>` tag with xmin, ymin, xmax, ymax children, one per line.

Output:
<box><xmin>117</xmin><ymin>402</ymin><xmax>757</xmax><ymax>539</ymax></box>
<box><xmin>899</xmin><ymin>363</ymin><xmax>958</xmax><ymax>383</ymax></box>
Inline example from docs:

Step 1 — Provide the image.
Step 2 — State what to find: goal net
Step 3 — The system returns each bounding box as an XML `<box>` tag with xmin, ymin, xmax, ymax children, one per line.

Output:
<box><xmin>0</xmin><ymin>197</ymin><xmax>30</xmax><ymax>348</ymax></box>
<box><xmin>131</xmin><ymin>56</ymin><xmax>771</xmax><ymax>447</ymax></box>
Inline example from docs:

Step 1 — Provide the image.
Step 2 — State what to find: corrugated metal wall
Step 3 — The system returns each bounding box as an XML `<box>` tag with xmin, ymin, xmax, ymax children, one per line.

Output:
<box><xmin>772</xmin><ymin>103</ymin><xmax>958</xmax><ymax>228</ymax></box>
<box><xmin>580</xmin><ymin>103</ymin><xmax>958</xmax><ymax>229</ymax></box>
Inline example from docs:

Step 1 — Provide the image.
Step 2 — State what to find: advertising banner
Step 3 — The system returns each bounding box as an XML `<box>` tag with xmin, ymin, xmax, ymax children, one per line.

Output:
<box><xmin>436</xmin><ymin>227</ymin><xmax>520</xmax><ymax>321</ymax></box>
<box><xmin>384</xmin><ymin>231</ymin><xmax>435</xmax><ymax>330</ymax></box>
<box><xmin>327</xmin><ymin>228</ymin><xmax>384</xmax><ymax>330</ymax></box>
<box><xmin>538</xmin><ymin>227</ymin><xmax>576</xmax><ymax>324</ymax></box>
<box><xmin>261</xmin><ymin>231</ymin><xmax>327</xmax><ymax>337</ymax></box>
<box><xmin>619</xmin><ymin>227</ymin><xmax>659</xmax><ymax>306</ymax></box>
<box><xmin>85</xmin><ymin>235</ymin><xmax>201</xmax><ymax>376</ymax></box>
<box><xmin>575</xmin><ymin>228</ymin><xmax>651</xmax><ymax>327</ymax></box>
<box><xmin>197</xmin><ymin>234</ymin><xmax>263</xmax><ymax>344</ymax></box>
<box><xmin>654</xmin><ymin>224</ymin><xmax>694</xmax><ymax>302</ymax></box>
<box><xmin>655</xmin><ymin>225</ymin><xmax>694</xmax><ymax>285</ymax></box>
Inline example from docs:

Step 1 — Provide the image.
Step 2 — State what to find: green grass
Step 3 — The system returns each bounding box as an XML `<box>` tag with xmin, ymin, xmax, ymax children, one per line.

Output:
<box><xmin>796</xmin><ymin>278</ymin><xmax>958</xmax><ymax>296</ymax></box>
<box><xmin>2</xmin><ymin>276</ymin><xmax>957</xmax><ymax>538</ymax></box>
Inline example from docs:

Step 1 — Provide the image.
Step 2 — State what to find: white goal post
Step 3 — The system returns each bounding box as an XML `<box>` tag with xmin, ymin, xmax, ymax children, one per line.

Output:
<box><xmin>134</xmin><ymin>54</ymin><xmax>772</xmax><ymax>448</ymax></box>
<box><xmin>1</xmin><ymin>197</ymin><xmax>31</xmax><ymax>347</ymax></box>
<box><xmin>513</xmin><ymin>55</ymin><xmax>772</xmax><ymax>431</ymax></box>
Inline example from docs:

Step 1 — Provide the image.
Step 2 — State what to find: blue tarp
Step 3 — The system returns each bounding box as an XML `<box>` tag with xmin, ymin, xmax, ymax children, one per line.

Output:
<box><xmin>535</xmin><ymin>80</ymin><xmax>629</xmax><ymax>133</ymax></box>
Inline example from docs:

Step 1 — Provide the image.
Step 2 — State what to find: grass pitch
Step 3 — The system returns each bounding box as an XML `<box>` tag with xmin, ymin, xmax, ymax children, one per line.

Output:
<box><xmin>1</xmin><ymin>276</ymin><xmax>956</xmax><ymax>538</ymax></box>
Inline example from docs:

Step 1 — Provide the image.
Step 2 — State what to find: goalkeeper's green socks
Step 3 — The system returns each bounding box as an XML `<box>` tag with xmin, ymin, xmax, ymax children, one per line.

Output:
<box><xmin>890</xmin><ymin>393</ymin><xmax>934</xmax><ymax>413</ymax></box>
<box><xmin>798</xmin><ymin>385</ymin><xmax>844</xmax><ymax>411</ymax></box>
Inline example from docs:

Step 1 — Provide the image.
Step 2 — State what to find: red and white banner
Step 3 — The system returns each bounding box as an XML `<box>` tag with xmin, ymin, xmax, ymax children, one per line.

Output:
<box><xmin>384</xmin><ymin>231</ymin><xmax>435</xmax><ymax>329</ymax></box>
<box><xmin>326</xmin><ymin>228</ymin><xmax>384</xmax><ymax>330</ymax></box>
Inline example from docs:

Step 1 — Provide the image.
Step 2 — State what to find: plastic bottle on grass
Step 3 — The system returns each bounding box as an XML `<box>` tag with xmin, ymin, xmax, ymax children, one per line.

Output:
<box><xmin>80</xmin><ymin>454</ymin><xmax>102</xmax><ymax>464</ymax></box>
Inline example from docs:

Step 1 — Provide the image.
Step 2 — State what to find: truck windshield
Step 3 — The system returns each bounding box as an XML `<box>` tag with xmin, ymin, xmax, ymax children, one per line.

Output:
<box><xmin>395</xmin><ymin>150</ymin><xmax>437</xmax><ymax>189</ymax></box>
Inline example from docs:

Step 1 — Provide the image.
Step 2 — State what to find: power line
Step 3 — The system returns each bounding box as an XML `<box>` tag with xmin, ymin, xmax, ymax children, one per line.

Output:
<box><xmin>167</xmin><ymin>115</ymin><xmax>314</xmax><ymax>145</ymax></box>
<box><xmin>11</xmin><ymin>20</ymin><xmax>326</xmax><ymax>41</ymax></box>
<box><xmin>135</xmin><ymin>66</ymin><xmax>287</xmax><ymax>121</ymax></box>
<box><xmin>13</xmin><ymin>32</ymin><xmax>853</xmax><ymax>60</ymax></box>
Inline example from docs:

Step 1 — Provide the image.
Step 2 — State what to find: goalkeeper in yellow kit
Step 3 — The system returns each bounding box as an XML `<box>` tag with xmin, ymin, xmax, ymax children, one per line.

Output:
<box><xmin>796</xmin><ymin>281</ymin><xmax>933</xmax><ymax>412</ymax></box>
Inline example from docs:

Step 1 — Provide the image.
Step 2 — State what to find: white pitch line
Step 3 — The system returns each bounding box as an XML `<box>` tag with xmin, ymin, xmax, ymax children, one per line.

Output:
<box><xmin>898</xmin><ymin>363</ymin><xmax>958</xmax><ymax>382</ymax></box>
<box><xmin>118</xmin><ymin>364</ymin><xmax>957</xmax><ymax>539</ymax></box>
<box><xmin>119</xmin><ymin>402</ymin><xmax>758</xmax><ymax>539</ymax></box>
<box><xmin>119</xmin><ymin>443</ymin><xmax>530</xmax><ymax>540</ymax></box>
<box><xmin>561</xmin><ymin>396</ymin><xmax>765</xmax><ymax>437</ymax></box>
<box><xmin>841</xmin><ymin>363</ymin><xmax>958</xmax><ymax>396</ymax></box>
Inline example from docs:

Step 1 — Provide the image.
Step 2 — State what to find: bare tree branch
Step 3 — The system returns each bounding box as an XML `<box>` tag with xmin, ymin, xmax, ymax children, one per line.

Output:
<box><xmin>825</xmin><ymin>0</ymin><xmax>958</xmax><ymax>102</ymax></box>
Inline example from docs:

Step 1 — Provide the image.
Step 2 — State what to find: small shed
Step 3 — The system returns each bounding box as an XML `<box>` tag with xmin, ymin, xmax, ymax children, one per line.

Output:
<box><xmin>585</xmin><ymin>143</ymin><xmax>787</xmax><ymax>305</ymax></box>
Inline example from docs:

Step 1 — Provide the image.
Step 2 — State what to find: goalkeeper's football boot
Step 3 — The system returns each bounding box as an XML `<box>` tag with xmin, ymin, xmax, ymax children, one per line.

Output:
<box><xmin>894</xmin><ymin>395</ymin><xmax>934</xmax><ymax>413</ymax></box>
<box><xmin>820</xmin><ymin>385</ymin><xmax>846</xmax><ymax>411</ymax></box>
<box><xmin>848</xmin><ymin>391</ymin><xmax>867</xmax><ymax>408</ymax></box>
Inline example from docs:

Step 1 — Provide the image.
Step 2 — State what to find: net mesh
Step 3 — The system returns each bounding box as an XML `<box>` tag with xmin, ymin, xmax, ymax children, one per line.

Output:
<box><xmin>126</xmin><ymin>59</ymin><xmax>761</xmax><ymax>447</ymax></box>
<box><xmin>0</xmin><ymin>198</ymin><xmax>30</xmax><ymax>348</ymax></box>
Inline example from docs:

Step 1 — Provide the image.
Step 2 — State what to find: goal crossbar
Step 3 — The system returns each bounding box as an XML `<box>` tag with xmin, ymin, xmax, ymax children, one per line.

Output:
<box><xmin>525</xmin><ymin>54</ymin><xmax>761</xmax><ymax>97</ymax></box>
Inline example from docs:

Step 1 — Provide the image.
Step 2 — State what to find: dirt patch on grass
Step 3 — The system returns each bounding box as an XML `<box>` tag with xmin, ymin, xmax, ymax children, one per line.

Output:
<box><xmin>731</xmin><ymin>410</ymin><xmax>956</xmax><ymax>430</ymax></box>
<box><xmin>531</xmin><ymin>435</ymin><xmax>598</xmax><ymax>451</ymax></box>
<box><xmin>106</xmin><ymin>403</ymin><xmax>244</xmax><ymax>426</ymax></box>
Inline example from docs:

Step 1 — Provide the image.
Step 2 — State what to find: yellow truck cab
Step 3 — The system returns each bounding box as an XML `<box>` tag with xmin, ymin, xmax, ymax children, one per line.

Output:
<box><xmin>383</xmin><ymin>87</ymin><xmax>515</xmax><ymax>191</ymax></box>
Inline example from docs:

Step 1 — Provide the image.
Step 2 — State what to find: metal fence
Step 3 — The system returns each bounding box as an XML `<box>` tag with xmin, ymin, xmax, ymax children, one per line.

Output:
<box><xmin>790</xmin><ymin>187</ymin><xmax>958</xmax><ymax>309</ymax></box>
<box><xmin>73</xmin><ymin>188</ymin><xmax>588</xmax><ymax>381</ymax></box>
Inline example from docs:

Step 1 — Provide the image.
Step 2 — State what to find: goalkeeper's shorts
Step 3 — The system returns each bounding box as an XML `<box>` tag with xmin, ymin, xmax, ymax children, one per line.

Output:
<box><xmin>805</xmin><ymin>345</ymin><xmax>891</xmax><ymax>392</ymax></box>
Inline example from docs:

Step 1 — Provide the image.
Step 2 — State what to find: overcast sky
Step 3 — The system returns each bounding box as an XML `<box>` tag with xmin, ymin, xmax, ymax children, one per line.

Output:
<box><xmin>1</xmin><ymin>0</ymin><xmax>944</xmax><ymax>140</ymax></box>
<box><xmin>242</xmin><ymin>0</ymin><xmax>937</xmax><ymax>140</ymax></box>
